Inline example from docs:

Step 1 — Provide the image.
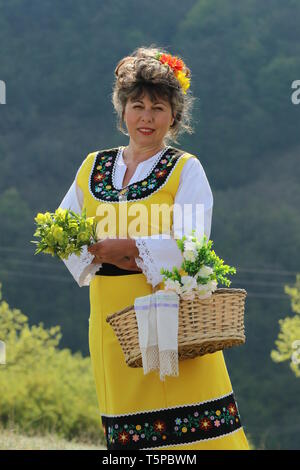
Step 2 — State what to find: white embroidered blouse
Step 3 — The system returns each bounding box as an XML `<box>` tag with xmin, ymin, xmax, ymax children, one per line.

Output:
<box><xmin>58</xmin><ymin>147</ymin><xmax>213</xmax><ymax>287</ymax></box>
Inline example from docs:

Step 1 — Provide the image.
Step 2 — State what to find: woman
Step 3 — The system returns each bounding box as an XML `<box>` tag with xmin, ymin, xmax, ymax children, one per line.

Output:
<box><xmin>58</xmin><ymin>45</ymin><xmax>250</xmax><ymax>450</ymax></box>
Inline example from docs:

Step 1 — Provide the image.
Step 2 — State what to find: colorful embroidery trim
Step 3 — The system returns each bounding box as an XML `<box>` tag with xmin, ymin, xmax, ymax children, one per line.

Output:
<box><xmin>101</xmin><ymin>392</ymin><xmax>243</xmax><ymax>450</ymax></box>
<box><xmin>89</xmin><ymin>146</ymin><xmax>185</xmax><ymax>202</ymax></box>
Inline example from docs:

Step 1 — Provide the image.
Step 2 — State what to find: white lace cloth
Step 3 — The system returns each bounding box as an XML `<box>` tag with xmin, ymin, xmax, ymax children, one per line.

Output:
<box><xmin>58</xmin><ymin>147</ymin><xmax>213</xmax><ymax>287</ymax></box>
<box><xmin>134</xmin><ymin>290</ymin><xmax>180</xmax><ymax>381</ymax></box>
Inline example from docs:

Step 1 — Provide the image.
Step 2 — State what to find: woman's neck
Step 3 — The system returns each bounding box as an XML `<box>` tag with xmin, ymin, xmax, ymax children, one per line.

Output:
<box><xmin>123</xmin><ymin>143</ymin><xmax>166</xmax><ymax>165</ymax></box>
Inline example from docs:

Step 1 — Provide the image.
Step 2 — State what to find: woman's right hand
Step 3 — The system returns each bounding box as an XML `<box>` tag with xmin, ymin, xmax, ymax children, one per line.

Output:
<box><xmin>88</xmin><ymin>238</ymin><xmax>142</xmax><ymax>271</ymax></box>
<box><xmin>91</xmin><ymin>254</ymin><xmax>142</xmax><ymax>271</ymax></box>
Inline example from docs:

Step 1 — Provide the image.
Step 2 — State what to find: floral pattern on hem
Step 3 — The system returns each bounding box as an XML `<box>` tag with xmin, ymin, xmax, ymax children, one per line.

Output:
<box><xmin>88</xmin><ymin>146</ymin><xmax>185</xmax><ymax>203</ymax></box>
<box><xmin>101</xmin><ymin>392</ymin><xmax>243</xmax><ymax>450</ymax></box>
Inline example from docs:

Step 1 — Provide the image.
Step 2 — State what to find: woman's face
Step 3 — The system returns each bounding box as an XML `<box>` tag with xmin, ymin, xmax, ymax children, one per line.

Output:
<box><xmin>123</xmin><ymin>92</ymin><xmax>175</xmax><ymax>148</ymax></box>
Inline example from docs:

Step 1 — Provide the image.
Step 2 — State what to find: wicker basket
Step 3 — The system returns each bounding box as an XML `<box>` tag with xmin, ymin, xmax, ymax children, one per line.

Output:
<box><xmin>106</xmin><ymin>286</ymin><xmax>247</xmax><ymax>368</ymax></box>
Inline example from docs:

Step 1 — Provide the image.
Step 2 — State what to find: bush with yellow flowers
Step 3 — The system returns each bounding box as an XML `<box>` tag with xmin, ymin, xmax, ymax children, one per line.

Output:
<box><xmin>31</xmin><ymin>208</ymin><xmax>97</xmax><ymax>259</ymax></box>
<box><xmin>0</xmin><ymin>282</ymin><xmax>105</xmax><ymax>444</ymax></box>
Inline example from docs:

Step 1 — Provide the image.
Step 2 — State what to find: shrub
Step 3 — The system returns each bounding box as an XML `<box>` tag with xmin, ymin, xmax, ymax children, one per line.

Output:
<box><xmin>0</xmin><ymin>282</ymin><xmax>105</xmax><ymax>445</ymax></box>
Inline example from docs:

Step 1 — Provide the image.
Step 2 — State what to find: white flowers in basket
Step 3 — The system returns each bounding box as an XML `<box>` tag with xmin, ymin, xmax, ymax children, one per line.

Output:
<box><xmin>160</xmin><ymin>230</ymin><xmax>236</xmax><ymax>301</ymax></box>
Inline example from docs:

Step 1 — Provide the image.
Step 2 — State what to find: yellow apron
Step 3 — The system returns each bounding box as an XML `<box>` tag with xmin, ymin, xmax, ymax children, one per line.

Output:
<box><xmin>77</xmin><ymin>146</ymin><xmax>250</xmax><ymax>450</ymax></box>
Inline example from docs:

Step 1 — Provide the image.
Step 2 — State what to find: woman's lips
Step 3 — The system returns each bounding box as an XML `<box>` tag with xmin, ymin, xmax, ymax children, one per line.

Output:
<box><xmin>138</xmin><ymin>129</ymin><xmax>154</xmax><ymax>135</ymax></box>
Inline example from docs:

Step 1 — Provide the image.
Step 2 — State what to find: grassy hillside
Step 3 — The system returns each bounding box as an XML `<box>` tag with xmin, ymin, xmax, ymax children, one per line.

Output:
<box><xmin>0</xmin><ymin>422</ymin><xmax>106</xmax><ymax>450</ymax></box>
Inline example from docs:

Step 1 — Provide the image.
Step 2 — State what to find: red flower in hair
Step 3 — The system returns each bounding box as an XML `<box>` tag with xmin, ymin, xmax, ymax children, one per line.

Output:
<box><xmin>155</xmin><ymin>51</ymin><xmax>190</xmax><ymax>93</ymax></box>
<box><xmin>159</xmin><ymin>53</ymin><xmax>184</xmax><ymax>72</ymax></box>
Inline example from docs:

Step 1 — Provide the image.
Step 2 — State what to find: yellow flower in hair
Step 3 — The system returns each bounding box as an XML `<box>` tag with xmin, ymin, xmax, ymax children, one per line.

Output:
<box><xmin>155</xmin><ymin>52</ymin><xmax>191</xmax><ymax>94</ymax></box>
<box><xmin>175</xmin><ymin>70</ymin><xmax>190</xmax><ymax>94</ymax></box>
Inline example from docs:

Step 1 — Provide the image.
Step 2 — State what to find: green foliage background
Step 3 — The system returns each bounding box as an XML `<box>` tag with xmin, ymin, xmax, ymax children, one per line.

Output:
<box><xmin>1</xmin><ymin>0</ymin><xmax>300</xmax><ymax>449</ymax></box>
<box><xmin>0</xmin><ymin>283</ymin><xmax>105</xmax><ymax>446</ymax></box>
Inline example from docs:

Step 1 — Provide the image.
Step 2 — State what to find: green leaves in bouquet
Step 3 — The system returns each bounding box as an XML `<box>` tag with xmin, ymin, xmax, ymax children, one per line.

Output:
<box><xmin>160</xmin><ymin>266</ymin><xmax>182</xmax><ymax>283</ymax></box>
<box><xmin>160</xmin><ymin>229</ymin><xmax>236</xmax><ymax>287</ymax></box>
<box><xmin>30</xmin><ymin>207</ymin><xmax>98</xmax><ymax>260</ymax></box>
<box><xmin>207</xmin><ymin>247</ymin><xmax>236</xmax><ymax>287</ymax></box>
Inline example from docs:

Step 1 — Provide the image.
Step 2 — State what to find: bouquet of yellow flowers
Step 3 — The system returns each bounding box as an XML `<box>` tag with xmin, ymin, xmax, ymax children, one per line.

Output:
<box><xmin>160</xmin><ymin>230</ymin><xmax>236</xmax><ymax>300</ymax></box>
<box><xmin>31</xmin><ymin>207</ymin><xmax>97</xmax><ymax>260</ymax></box>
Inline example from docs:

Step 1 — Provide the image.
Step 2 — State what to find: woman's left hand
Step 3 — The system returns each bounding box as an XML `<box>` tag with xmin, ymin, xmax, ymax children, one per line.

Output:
<box><xmin>87</xmin><ymin>238</ymin><xmax>142</xmax><ymax>271</ymax></box>
<box><xmin>111</xmin><ymin>256</ymin><xmax>143</xmax><ymax>271</ymax></box>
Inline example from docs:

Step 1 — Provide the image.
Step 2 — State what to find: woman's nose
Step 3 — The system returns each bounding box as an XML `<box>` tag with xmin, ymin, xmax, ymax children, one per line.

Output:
<box><xmin>141</xmin><ymin>109</ymin><xmax>154</xmax><ymax>121</ymax></box>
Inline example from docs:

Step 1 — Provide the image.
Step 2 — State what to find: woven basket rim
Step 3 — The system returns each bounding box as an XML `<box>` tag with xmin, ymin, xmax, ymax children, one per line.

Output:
<box><xmin>106</xmin><ymin>287</ymin><xmax>247</xmax><ymax>323</ymax></box>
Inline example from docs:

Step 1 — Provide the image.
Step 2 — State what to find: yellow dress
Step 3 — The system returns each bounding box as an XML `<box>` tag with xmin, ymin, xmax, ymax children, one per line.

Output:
<box><xmin>77</xmin><ymin>146</ymin><xmax>250</xmax><ymax>451</ymax></box>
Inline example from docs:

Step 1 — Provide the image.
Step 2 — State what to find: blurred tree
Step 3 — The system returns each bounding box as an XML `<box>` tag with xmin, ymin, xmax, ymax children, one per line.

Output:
<box><xmin>271</xmin><ymin>274</ymin><xmax>300</xmax><ymax>378</ymax></box>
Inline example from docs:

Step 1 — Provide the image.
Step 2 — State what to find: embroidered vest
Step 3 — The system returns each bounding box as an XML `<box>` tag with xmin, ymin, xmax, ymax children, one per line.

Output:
<box><xmin>77</xmin><ymin>146</ymin><xmax>196</xmax><ymax>241</ymax></box>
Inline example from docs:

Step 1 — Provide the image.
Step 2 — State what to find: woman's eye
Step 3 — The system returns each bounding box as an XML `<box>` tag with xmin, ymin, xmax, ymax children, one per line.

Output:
<box><xmin>133</xmin><ymin>106</ymin><xmax>163</xmax><ymax>110</ymax></box>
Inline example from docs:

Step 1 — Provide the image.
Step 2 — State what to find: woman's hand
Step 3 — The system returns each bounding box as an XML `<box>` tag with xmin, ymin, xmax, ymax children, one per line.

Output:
<box><xmin>112</xmin><ymin>256</ymin><xmax>143</xmax><ymax>271</ymax></box>
<box><xmin>88</xmin><ymin>238</ymin><xmax>142</xmax><ymax>271</ymax></box>
<box><xmin>90</xmin><ymin>254</ymin><xmax>142</xmax><ymax>271</ymax></box>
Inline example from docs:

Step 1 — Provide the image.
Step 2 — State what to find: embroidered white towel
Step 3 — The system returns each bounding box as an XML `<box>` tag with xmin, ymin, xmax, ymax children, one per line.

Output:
<box><xmin>134</xmin><ymin>290</ymin><xmax>180</xmax><ymax>381</ymax></box>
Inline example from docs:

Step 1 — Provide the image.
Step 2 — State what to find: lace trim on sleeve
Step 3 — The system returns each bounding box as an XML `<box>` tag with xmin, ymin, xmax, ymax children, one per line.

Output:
<box><xmin>78</xmin><ymin>245</ymin><xmax>102</xmax><ymax>287</ymax></box>
<box><xmin>64</xmin><ymin>244</ymin><xmax>102</xmax><ymax>287</ymax></box>
<box><xmin>134</xmin><ymin>239</ymin><xmax>162</xmax><ymax>288</ymax></box>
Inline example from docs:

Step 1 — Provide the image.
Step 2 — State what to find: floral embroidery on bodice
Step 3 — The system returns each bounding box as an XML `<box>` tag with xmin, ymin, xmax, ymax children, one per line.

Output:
<box><xmin>88</xmin><ymin>146</ymin><xmax>186</xmax><ymax>203</ymax></box>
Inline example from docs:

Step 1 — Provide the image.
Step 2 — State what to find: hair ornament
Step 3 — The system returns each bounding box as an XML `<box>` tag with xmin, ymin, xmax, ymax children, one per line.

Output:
<box><xmin>154</xmin><ymin>52</ymin><xmax>191</xmax><ymax>94</ymax></box>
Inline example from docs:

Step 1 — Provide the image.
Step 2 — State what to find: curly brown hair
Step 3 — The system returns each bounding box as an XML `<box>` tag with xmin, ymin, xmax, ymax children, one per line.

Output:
<box><xmin>111</xmin><ymin>44</ymin><xmax>195</xmax><ymax>145</ymax></box>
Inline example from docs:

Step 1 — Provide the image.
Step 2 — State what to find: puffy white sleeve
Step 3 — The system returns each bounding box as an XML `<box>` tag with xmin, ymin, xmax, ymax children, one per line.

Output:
<box><xmin>58</xmin><ymin>171</ymin><xmax>102</xmax><ymax>287</ymax></box>
<box><xmin>133</xmin><ymin>157</ymin><xmax>214</xmax><ymax>287</ymax></box>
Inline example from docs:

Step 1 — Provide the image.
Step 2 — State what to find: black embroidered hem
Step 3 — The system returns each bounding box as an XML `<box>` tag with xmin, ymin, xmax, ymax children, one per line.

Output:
<box><xmin>101</xmin><ymin>392</ymin><xmax>243</xmax><ymax>450</ymax></box>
